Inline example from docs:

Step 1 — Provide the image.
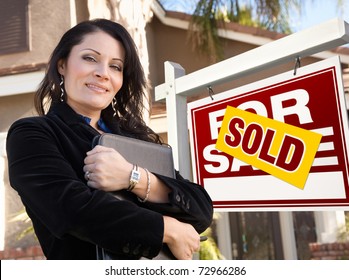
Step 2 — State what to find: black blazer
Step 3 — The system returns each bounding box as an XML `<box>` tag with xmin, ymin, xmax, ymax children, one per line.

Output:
<box><xmin>6</xmin><ymin>102</ymin><xmax>213</xmax><ymax>260</ymax></box>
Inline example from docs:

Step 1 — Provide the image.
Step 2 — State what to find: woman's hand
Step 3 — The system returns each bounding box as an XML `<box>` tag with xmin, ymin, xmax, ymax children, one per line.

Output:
<box><xmin>83</xmin><ymin>145</ymin><xmax>133</xmax><ymax>191</ymax></box>
<box><xmin>163</xmin><ymin>216</ymin><xmax>200</xmax><ymax>260</ymax></box>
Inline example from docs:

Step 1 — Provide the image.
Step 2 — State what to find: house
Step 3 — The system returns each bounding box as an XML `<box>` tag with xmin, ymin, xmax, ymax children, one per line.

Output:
<box><xmin>0</xmin><ymin>0</ymin><xmax>348</xmax><ymax>259</ymax></box>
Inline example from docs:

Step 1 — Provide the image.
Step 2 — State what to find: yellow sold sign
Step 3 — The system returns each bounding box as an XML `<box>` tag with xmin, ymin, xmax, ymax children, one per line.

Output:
<box><xmin>216</xmin><ymin>106</ymin><xmax>322</xmax><ymax>189</ymax></box>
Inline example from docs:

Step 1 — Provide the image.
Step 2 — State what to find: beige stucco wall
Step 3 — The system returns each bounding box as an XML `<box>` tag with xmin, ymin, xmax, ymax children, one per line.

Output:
<box><xmin>146</xmin><ymin>16</ymin><xmax>323</xmax><ymax>104</ymax></box>
<box><xmin>0</xmin><ymin>0</ymin><xmax>73</xmax><ymax>69</ymax></box>
<box><xmin>0</xmin><ymin>94</ymin><xmax>36</xmax><ymax>132</ymax></box>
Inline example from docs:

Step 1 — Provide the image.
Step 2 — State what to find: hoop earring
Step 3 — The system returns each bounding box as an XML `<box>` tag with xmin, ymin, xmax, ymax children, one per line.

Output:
<box><xmin>112</xmin><ymin>97</ymin><xmax>117</xmax><ymax>117</ymax></box>
<box><xmin>59</xmin><ymin>75</ymin><xmax>65</xmax><ymax>102</ymax></box>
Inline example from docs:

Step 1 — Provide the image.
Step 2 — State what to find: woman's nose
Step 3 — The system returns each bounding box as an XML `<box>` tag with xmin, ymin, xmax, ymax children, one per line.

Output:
<box><xmin>94</xmin><ymin>64</ymin><xmax>109</xmax><ymax>80</ymax></box>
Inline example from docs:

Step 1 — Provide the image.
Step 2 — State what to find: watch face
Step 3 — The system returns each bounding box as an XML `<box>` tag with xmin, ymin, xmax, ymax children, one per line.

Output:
<box><xmin>131</xmin><ymin>170</ymin><xmax>141</xmax><ymax>181</ymax></box>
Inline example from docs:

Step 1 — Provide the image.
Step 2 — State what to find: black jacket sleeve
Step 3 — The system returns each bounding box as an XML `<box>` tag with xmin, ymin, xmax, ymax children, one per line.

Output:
<box><xmin>6</xmin><ymin>118</ymin><xmax>164</xmax><ymax>258</ymax></box>
<box><xmin>142</xmin><ymin>171</ymin><xmax>213</xmax><ymax>234</ymax></box>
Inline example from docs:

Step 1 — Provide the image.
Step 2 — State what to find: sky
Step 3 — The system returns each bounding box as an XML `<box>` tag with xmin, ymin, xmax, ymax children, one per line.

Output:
<box><xmin>290</xmin><ymin>0</ymin><xmax>349</xmax><ymax>32</ymax></box>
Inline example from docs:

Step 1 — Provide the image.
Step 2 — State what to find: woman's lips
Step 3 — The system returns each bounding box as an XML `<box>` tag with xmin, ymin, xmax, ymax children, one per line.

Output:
<box><xmin>86</xmin><ymin>83</ymin><xmax>109</xmax><ymax>93</ymax></box>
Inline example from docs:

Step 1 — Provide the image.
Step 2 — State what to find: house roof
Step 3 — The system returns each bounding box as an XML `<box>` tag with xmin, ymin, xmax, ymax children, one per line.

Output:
<box><xmin>0</xmin><ymin>63</ymin><xmax>46</xmax><ymax>77</ymax></box>
<box><xmin>2</xmin><ymin>2</ymin><xmax>348</xmax><ymax>77</ymax></box>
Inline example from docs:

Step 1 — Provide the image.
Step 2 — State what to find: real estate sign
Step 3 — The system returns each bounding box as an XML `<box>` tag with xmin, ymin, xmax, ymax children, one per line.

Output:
<box><xmin>188</xmin><ymin>56</ymin><xmax>349</xmax><ymax>211</ymax></box>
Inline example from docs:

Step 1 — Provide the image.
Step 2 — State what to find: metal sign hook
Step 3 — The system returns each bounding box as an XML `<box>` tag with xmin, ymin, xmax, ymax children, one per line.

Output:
<box><xmin>207</xmin><ymin>86</ymin><xmax>215</xmax><ymax>100</ymax></box>
<box><xmin>293</xmin><ymin>56</ymin><xmax>301</xmax><ymax>76</ymax></box>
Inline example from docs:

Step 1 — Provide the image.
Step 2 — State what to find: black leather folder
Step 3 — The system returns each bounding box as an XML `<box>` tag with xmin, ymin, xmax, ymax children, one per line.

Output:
<box><xmin>93</xmin><ymin>133</ymin><xmax>175</xmax><ymax>178</ymax></box>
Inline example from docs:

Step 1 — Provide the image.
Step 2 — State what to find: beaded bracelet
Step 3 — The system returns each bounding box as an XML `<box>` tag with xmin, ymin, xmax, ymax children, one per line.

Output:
<box><xmin>138</xmin><ymin>168</ymin><xmax>151</xmax><ymax>203</ymax></box>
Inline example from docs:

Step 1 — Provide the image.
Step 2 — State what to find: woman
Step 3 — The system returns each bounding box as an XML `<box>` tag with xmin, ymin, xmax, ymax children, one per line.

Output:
<box><xmin>6</xmin><ymin>19</ymin><xmax>213</xmax><ymax>260</ymax></box>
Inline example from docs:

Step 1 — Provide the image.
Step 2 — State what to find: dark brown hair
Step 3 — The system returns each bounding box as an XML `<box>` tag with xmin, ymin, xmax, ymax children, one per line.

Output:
<box><xmin>35</xmin><ymin>19</ymin><xmax>161</xmax><ymax>143</ymax></box>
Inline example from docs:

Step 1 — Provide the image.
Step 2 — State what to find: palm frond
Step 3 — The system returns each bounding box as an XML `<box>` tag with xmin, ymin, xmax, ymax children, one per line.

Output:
<box><xmin>9</xmin><ymin>208</ymin><xmax>36</xmax><ymax>241</ymax></box>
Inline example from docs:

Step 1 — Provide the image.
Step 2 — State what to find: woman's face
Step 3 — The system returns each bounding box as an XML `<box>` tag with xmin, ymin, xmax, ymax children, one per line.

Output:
<box><xmin>58</xmin><ymin>31</ymin><xmax>125</xmax><ymax>117</ymax></box>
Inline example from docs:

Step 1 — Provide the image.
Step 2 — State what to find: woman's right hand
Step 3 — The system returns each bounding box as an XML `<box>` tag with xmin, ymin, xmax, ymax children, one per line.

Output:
<box><xmin>163</xmin><ymin>216</ymin><xmax>200</xmax><ymax>260</ymax></box>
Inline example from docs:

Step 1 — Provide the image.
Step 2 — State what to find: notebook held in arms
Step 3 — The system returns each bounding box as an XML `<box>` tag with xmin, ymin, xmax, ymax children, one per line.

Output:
<box><xmin>92</xmin><ymin>133</ymin><xmax>176</xmax><ymax>260</ymax></box>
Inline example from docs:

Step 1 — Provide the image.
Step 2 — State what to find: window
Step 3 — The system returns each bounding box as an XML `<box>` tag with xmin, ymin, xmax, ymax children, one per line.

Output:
<box><xmin>0</xmin><ymin>0</ymin><xmax>29</xmax><ymax>55</ymax></box>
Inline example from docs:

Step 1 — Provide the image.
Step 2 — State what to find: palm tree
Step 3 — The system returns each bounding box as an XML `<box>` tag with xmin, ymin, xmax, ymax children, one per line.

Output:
<box><xmin>160</xmin><ymin>0</ymin><xmax>302</xmax><ymax>62</ymax></box>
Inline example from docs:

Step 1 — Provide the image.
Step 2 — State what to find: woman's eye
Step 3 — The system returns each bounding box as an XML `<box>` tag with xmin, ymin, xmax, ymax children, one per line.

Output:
<box><xmin>110</xmin><ymin>64</ymin><xmax>122</xmax><ymax>72</ymax></box>
<box><xmin>83</xmin><ymin>55</ymin><xmax>96</xmax><ymax>62</ymax></box>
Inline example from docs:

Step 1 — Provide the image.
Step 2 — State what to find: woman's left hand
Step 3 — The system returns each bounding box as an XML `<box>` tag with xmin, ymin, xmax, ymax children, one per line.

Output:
<box><xmin>83</xmin><ymin>145</ymin><xmax>133</xmax><ymax>191</ymax></box>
